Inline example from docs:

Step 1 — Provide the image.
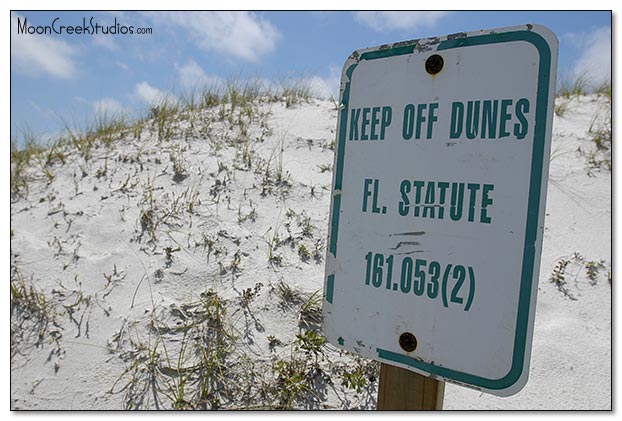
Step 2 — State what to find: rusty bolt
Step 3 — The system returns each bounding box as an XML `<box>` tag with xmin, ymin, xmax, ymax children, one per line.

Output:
<box><xmin>425</xmin><ymin>54</ymin><xmax>444</xmax><ymax>75</ymax></box>
<box><xmin>399</xmin><ymin>332</ymin><xmax>418</xmax><ymax>352</ymax></box>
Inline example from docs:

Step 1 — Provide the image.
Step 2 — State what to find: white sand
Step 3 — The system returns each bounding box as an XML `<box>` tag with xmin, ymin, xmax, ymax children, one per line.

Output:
<box><xmin>10</xmin><ymin>95</ymin><xmax>611</xmax><ymax>410</ymax></box>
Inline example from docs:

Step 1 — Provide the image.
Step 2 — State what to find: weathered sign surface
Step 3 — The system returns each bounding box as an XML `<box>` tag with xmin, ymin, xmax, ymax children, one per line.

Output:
<box><xmin>322</xmin><ymin>25</ymin><xmax>558</xmax><ymax>396</ymax></box>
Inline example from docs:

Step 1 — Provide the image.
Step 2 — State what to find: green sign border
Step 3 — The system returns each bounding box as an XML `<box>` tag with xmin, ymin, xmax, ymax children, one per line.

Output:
<box><xmin>325</xmin><ymin>28</ymin><xmax>553</xmax><ymax>392</ymax></box>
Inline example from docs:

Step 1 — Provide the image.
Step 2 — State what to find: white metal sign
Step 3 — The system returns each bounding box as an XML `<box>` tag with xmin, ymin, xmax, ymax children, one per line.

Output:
<box><xmin>322</xmin><ymin>25</ymin><xmax>558</xmax><ymax>396</ymax></box>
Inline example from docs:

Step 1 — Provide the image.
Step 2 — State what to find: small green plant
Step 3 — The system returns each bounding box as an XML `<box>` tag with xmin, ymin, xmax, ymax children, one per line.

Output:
<box><xmin>267</xmin><ymin>230</ymin><xmax>284</xmax><ymax>267</ymax></box>
<box><xmin>140</xmin><ymin>209</ymin><xmax>159</xmax><ymax>243</ymax></box>
<box><xmin>584</xmin><ymin>259</ymin><xmax>608</xmax><ymax>286</ymax></box>
<box><xmin>340</xmin><ymin>366</ymin><xmax>367</xmax><ymax>393</ymax></box>
<box><xmin>338</xmin><ymin>357</ymin><xmax>379</xmax><ymax>394</ymax></box>
<box><xmin>237</xmin><ymin>202</ymin><xmax>257</xmax><ymax>224</ymax></box>
<box><xmin>550</xmin><ymin>253</ymin><xmax>610</xmax><ymax>299</ymax></box>
<box><xmin>550</xmin><ymin>258</ymin><xmax>576</xmax><ymax>300</ymax></box>
<box><xmin>317</xmin><ymin>163</ymin><xmax>332</xmax><ymax>173</ymax></box>
<box><xmin>298</xmin><ymin>244</ymin><xmax>311</xmax><ymax>262</ymax></box>
<box><xmin>299</xmin><ymin>290</ymin><xmax>323</xmax><ymax>329</ymax></box>
<box><xmin>241</xmin><ymin>283</ymin><xmax>263</xmax><ymax>308</ymax></box>
<box><xmin>267</xmin><ymin>335</ymin><xmax>283</xmax><ymax>351</ymax></box>
<box><xmin>262</xmin><ymin>327</ymin><xmax>328</xmax><ymax>409</ymax></box>
<box><xmin>164</xmin><ymin>246</ymin><xmax>180</xmax><ymax>268</ymax></box>
<box><xmin>101</xmin><ymin>264</ymin><xmax>127</xmax><ymax>299</ymax></box>
<box><xmin>54</xmin><ymin>275</ymin><xmax>94</xmax><ymax>338</ymax></box>
<box><xmin>229</xmin><ymin>250</ymin><xmax>242</xmax><ymax>274</ymax></box>
<box><xmin>275</xmin><ymin>280</ymin><xmax>304</xmax><ymax>307</ymax></box>
<box><xmin>258</xmin><ymin>141</ymin><xmax>291</xmax><ymax>197</ymax></box>
<box><xmin>169</xmin><ymin>143</ymin><xmax>189</xmax><ymax>182</ymax></box>
<box><xmin>272</xmin><ymin>358</ymin><xmax>312</xmax><ymax>409</ymax></box>
<box><xmin>299</xmin><ymin>216</ymin><xmax>314</xmax><ymax>238</ymax></box>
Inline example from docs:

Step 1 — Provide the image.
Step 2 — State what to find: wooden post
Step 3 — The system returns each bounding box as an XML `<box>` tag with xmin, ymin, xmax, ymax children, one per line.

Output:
<box><xmin>376</xmin><ymin>363</ymin><xmax>445</xmax><ymax>410</ymax></box>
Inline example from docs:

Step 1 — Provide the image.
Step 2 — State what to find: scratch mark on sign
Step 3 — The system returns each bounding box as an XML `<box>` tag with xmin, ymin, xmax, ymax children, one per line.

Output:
<box><xmin>390</xmin><ymin>241</ymin><xmax>420</xmax><ymax>250</ymax></box>
<box><xmin>390</xmin><ymin>231</ymin><xmax>425</xmax><ymax>237</ymax></box>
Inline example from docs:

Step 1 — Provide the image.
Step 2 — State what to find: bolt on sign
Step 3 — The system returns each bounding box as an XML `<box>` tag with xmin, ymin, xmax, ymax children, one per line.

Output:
<box><xmin>322</xmin><ymin>25</ymin><xmax>558</xmax><ymax>397</ymax></box>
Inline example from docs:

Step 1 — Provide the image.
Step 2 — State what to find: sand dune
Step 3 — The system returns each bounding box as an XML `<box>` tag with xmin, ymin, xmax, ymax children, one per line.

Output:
<box><xmin>10</xmin><ymin>93</ymin><xmax>611</xmax><ymax>410</ymax></box>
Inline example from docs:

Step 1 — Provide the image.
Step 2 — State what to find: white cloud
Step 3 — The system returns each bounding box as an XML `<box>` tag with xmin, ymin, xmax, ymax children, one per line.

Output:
<box><xmin>308</xmin><ymin>66</ymin><xmax>341</xmax><ymax>99</ymax></box>
<box><xmin>354</xmin><ymin>11</ymin><xmax>449</xmax><ymax>32</ymax></box>
<box><xmin>134</xmin><ymin>82</ymin><xmax>169</xmax><ymax>105</ymax></box>
<box><xmin>92</xmin><ymin>98</ymin><xmax>126</xmax><ymax>116</ymax></box>
<box><xmin>11</xmin><ymin>13</ymin><xmax>78</xmax><ymax>79</ymax></box>
<box><xmin>568</xmin><ymin>26</ymin><xmax>611</xmax><ymax>85</ymax></box>
<box><xmin>93</xmin><ymin>34</ymin><xmax>118</xmax><ymax>51</ymax></box>
<box><xmin>145</xmin><ymin>11</ymin><xmax>281</xmax><ymax>62</ymax></box>
<box><xmin>176</xmin><ymin>60</ymin><xmax>223</xmax><ymax>90</ymax></box>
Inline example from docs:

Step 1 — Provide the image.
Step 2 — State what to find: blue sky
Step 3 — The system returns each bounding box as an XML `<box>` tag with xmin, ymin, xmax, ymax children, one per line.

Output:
<box><xmin>10</xmin><ymin>10</ymin><xmax>612</xmax><ymax>146</ymax></box>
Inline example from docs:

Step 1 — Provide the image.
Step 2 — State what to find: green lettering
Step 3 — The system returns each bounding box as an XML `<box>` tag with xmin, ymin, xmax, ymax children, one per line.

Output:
<box><xmin>427</xmin><ymin>103</ymin><xmax>438</xmax><ymax>139</ymax></box>
<box><xmin>399</xmin><ymin>180</ymin><xmax>411</xmax><ymax>216</ymax></box>
<box><xmin>437</xmin><ymin>182</ymin><xmax>449</xmax><ymax>219</ymax></box>
<box><xmin>450</xmin><ymin>102</ymin><xmax>464</xmax><ymax>139</ymax></box>
<box><xmin>362</xmin><ymin>178</ymin><xmax>373</xmax><ymax>212</ymax></box>
<box><xmin>467</xmin><ymin>183</ymin><xmax>480</xmax><ymax>222</ymax></box>
<box><xmin>450</xmin><ymin>183</ymin><xmax>464</xmax><ymax>221</ymax></box>
<box><xmin>361</xmin><ymin>108</ymin><xmax>370</xmax><ymax>140</ymax></box>
<box><xmin>514</xmin><ymin>98</ymin><xmax>529</xmax><ymax>140</ymax></box>
<box><xmin>349</xmin><ymin>108</ymin><xmax>360</xmax><ymax>141</ymax></box>
<box><xmin>370</xmin><ymin>107</ymin><xmax>380</xmax><ymax>141</ymax></box>
<box><xmin>499</xmin><ymin>99</ymin><xmax>512</xmax><ymax>138</ymax></box>
<box><xmin>480</xmin><ymin>184</ymin><xmax>494</xmax><ymax>224</ymax></box>
<box><xmin>413</xmin><ymin>181</ymin><xmax>424</xmax><ymax>217</ymax></box>
<box><xmin>466</xmin><ymin>101</ymin><xmax>480</xmax><ymax>140</ymax></box>
<box><xmin>402</xmin><ymin>104</ymin><xmax>415</xmax><ymax>140</ymax></box>
<box><xmin>381</xmin><ymin>106</ymin><xmax>392</xmax><ymax>140</ymax></box>
<box><xmin>416</xmin><ymin>104</ymin><xmax>427</xmax><ymax>139</ymax></box>
<box><xmin>481</xmin><ymin>100</ymin><xmax>498</xmax><ymax>139</ymax></box>
<box><xmin>423</xmin><ymin>181</ymin><xmax>435</xmax><ymax>219</ymax></box>
<box><xmin>372</xmin><ymin>179</ymin><xmax>381</xmax><ymax>213</ymax></box>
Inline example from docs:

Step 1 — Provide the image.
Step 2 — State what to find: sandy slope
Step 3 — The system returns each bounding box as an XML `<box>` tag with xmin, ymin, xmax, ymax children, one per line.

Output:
<box><xmin>10</xmin><ymin>96</ymin><xmax>611</xmax><ymax>410</ymax></box>
<box><xmin>444</xmin><ymin>95</ymin><xmax>611</xmax><ymax>410</ymax></box>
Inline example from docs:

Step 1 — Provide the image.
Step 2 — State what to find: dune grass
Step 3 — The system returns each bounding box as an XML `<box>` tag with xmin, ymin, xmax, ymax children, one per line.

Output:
<box><xmin>553</xmin><ymin>74</ymin><xmax>611</xmax><ymax>173</ymax></box>
<box><xmin>10</xmin><ymin>263</ymin><xmax>62</xmax><ymax>365</ymax></box>
<box><xmin>556</xmin><ymin>72</ymin><xmax>591</xmax><ymax>99</ymax></box>
<box><xmin>9</xmin><ymin>77</ymin><xmax>313</xmax><ymax>195</ymax></box>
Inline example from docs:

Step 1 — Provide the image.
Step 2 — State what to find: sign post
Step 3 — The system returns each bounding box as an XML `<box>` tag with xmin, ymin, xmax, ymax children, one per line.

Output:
<box><xmin>377</xmin><ymin>363</ymin><xmax>444</xmax><ymax>410</ymax></box>
<box><xmin>322</xmin><ymin>25</ymin><xmax>558</xmax><ymax>403</ymax></box>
